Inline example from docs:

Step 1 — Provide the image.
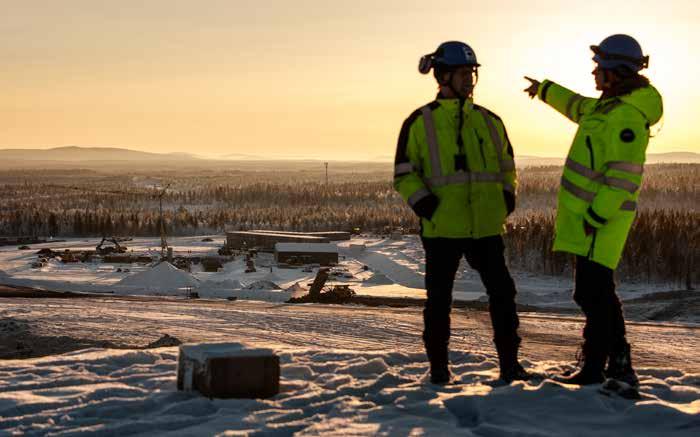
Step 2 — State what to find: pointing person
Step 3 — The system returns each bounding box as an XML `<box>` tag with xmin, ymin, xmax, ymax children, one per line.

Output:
<box><xmin>524</xmin><ymin>34</ymin><xmax>663</xmax><ymax>385</ymax></box>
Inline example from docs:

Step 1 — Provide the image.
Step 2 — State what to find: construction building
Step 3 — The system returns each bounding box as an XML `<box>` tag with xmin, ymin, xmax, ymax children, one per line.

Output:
<box><xmin>274</xmin><ymin>243</ymin><xmax>339</xmax><ymax>266</ymax></box>
<box><xmin>226</xmin><ymin>231</ymin><xmax>329</xmax><ymax>251</ymax></box>
<box><xmin>251</xmin><ymin>230</ymin><xmax>351</xmax><ymax>241</ymax></box>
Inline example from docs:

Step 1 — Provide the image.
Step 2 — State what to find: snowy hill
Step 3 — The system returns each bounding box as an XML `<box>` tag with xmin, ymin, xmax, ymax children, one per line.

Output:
<box><xmin>0</xmin><ymin>146</ymin><xmax>201</xmax><ymax>162</ymax></box>
<box><xmin>115</xmin><ymin>261</ymin><xmax>199</xmax><ymax>293</ymax></box>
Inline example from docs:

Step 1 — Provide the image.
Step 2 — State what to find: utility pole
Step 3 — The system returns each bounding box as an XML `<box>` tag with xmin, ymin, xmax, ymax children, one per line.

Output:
<box><xmin>158</xmin><ymin>184</ymin><xmax>171</xmax><ymax>259</ymax></box>
<box><xmin>324</xmin><ymin>162</ymin><xmax>328</xmax><ymax>186</ymax></box>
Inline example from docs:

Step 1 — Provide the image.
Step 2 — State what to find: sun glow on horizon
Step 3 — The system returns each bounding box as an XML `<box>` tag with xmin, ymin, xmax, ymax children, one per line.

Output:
<box><xmin>1</xmin><ymin>0</ymin><xmax>698</xmax><ymax>160</ymax></box>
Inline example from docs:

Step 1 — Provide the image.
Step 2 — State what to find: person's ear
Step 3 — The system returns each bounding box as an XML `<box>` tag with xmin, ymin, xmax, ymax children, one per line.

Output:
<box><xmin>435</xmin><ymin>70</ymin><xmax>451</xmax><ymax>86</ymax></box>
<box><xmin>604</xmin><ymin>70</ymin><xmax>617</xmax><ymax>87</ymax></box>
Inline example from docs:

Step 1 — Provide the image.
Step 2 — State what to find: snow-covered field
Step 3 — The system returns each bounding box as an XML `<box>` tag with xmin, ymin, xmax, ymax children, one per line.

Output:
<box><xmin>0</xmin><ymin>235</ymin><xmax>678</xmax><ymax>307</ymax></box>
<box><xmin>0</xmin><ymin>293</ymin><xmax>698</xmax><ymax>434</ymax></box>
<box><xmin>1</xmin><ymin>235</ymin><xmax>698</xmax><ymax>435</ymax></box>
<box><xmin>1</xmin><ymin>344</ymin><xmax>698</xmax><ymax>435</ymax></box>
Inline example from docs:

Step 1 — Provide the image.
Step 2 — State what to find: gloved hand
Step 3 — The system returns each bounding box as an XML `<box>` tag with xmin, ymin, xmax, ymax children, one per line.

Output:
<box><xmin>412</xmin><ymin>193</ymin><xmax>440</xmax><ymax>221</ymax></box>
<box><xmin>504</xmin><ymin>190</ymin><xmax>515</xmax><ymax>216</ymax></box>
<box><xmin>583</xmin><ymin>220</ymin><xmax>595</xmax><ymax>236</ymax></box>
<box><xmin>523</xmin><ymin>76</ymin><xmax>540</xmax><ymax>99</ymax></box>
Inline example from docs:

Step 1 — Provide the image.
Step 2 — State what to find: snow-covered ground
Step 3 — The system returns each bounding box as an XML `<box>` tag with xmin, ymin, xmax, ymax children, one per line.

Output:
<box><xmin>1</xmin><ymin>236</ymin><xmax>697</xmax><ymax>435</ymax></box>
<box><xmin>0</xmin><ymin>235</ymin><xmax>679</xmax><ymax>308</ymax></box>
<box><xmin>1</xmin><ymin>346</ymin><xmax>698</xmax><ymax>435</ymax></box>
<box><xmin>1</xmin><ymin>292</ymin><xmax>698</xmax><ymax>435</ymax></box>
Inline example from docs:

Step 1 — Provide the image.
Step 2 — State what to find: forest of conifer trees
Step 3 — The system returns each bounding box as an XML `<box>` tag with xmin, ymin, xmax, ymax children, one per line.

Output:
<box><xmin>1</xmin><ymin>164</ymin><xmax>696</xmax><ymax>285</ymax></box>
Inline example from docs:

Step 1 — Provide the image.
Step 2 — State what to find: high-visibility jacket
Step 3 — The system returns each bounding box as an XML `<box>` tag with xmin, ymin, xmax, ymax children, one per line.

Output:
<box><xmin>394</xmin><ymin>97</ymin><xmax>517</xmax><ymax>238</ymax></box>
<box><xmin>537</xmin><ymin>80</ymin><xmax>663</xmax><ymax>269</ymax></box>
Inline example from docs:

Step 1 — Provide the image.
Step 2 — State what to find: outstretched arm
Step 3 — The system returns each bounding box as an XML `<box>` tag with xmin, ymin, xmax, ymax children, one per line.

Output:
<box><xmin>523</xmin><ymin>77</ymin><xmax>597</xmax><ymax>123</ymax></box>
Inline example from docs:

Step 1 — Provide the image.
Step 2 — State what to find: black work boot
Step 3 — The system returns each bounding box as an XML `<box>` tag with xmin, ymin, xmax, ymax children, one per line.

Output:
<box><xmin>495</xmin><ymin>339</ymin><xmax>530</xmax><ymax>383</ymax></box>
<box><xmin>606</xmin><ymin>340</ymin><xmax>639</xmax><ymax>387</ymax></box>
<box><xmin>426</xmin><ymin>346</ymin><xmax>451</xmax><ymax>385</ymax></box>
<box><xmin>429</xmin><ymin>363</ymin><xmax>451</xmax><ymax>385</ymax></box>
<box><xmin>557</xmin><ymin>362</ymin><xmax>605</xmax><ymax>385</ymax></box>
<box><xmin>556</xmin><ymin>345</ymin><xmax>606</xmax><ymax>385</ymax></box>
<box><xmin>500</xmin><ymin>362</ymin><xmax>530</xmax><ymax>383</ymax></box>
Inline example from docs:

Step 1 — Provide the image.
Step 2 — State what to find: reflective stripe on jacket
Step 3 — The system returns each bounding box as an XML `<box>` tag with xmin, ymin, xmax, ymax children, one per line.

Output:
<box><xmin>394</xmin><ymin>98</ymin><xmax>516</xmax><ymax>238</ymax></box>
<box><xmin>538</xmin><ymin>80</ymin><xmax>663</xmax><ymax>268</ymax></box>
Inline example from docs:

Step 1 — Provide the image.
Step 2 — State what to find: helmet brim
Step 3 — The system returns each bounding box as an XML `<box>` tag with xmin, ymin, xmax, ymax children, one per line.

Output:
<box><xmin>590</xmin><ymin>44</ymin><xmax>647</xmax><ymax>71</ymax></box>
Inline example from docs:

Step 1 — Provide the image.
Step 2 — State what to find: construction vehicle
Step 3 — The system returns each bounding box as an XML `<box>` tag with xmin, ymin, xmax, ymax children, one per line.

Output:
<box><xmin>289</xmin><ymin>267</ymin><xmax>356</xmax><ymax>304</ymax></box>
<box><xmin>308</xmin><ymin>267</ymin><xmax>330</xmax><ymax>298</ymax></box>
<box><xmin>95</xmin><ymin>237</ymin><xmax>127</xmax><ymax>255</ymax></box>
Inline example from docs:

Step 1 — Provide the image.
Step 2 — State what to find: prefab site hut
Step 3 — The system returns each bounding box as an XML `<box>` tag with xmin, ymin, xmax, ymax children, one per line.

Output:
<box><xmin>274</xmin><ymin>243</ymin><xmax>339</xmax><ymax>266</ymax></box>
<box><xmin>226</xmin><ymin>231</ymin><xmax>329</xmax><ymax>251</ymax></box>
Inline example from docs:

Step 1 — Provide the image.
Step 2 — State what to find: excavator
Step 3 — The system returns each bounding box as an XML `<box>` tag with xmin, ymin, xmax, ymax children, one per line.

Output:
<box><xmin>288</xmin><ymin>267</ymin><xmax>355</xmax><ymax>303</ymax></box>
<box><xmin>95</xmin><ymin>237</ymin><xmax>127</xmax><ymax>255</ymax></box>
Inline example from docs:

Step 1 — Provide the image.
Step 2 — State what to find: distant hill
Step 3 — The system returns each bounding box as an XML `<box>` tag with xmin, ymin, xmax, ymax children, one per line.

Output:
<box><xmin>516</xmin><ymin>152</ymin><xmax>700</xmax><ymax>167</ymax></box>
<box><xmin>516</xmin><ymin>156</ymin><xmax>565</xmax><ymax>167</ymax></box>
<box><xmin>0</xmin><ymin>146</ymin><xmax>200</xmax><ymax>162</ymax></box>
<box><xmin>0</xmin><ymin>146</ymin><xmax>697</xmax><ymax>169</ymax></box>
<box><xmin>645</xmin><ymin>152</ymin><xmax>700</xmax><ymax>164</ymax></box>
<box><xmin>220</xmin><ymin>152</ymin><xmax>265</xmax><ymax>160</ymax></box>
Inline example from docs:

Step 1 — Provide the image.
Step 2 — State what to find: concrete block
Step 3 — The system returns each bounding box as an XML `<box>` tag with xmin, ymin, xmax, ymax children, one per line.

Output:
<box><xmin>177</xmin><ymin>343</ymin><xmax>279</xmax><ymax>398</ymax></box>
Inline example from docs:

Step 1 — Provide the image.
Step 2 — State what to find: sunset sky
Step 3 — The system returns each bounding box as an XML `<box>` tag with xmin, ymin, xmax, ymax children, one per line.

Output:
<box><xmin>2</xmin><ymin>0</ymin><xmax>698</xmax><ymax>160</ymax></box>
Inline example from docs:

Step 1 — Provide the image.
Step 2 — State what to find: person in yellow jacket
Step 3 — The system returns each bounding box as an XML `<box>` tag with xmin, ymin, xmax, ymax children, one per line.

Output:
<box><xmin>524</xmin><ymin>34</ymin><xmax>663</xmax><ymax>386</ymax></box>
<box><xmin>395</xmin><ymin>41</ymin><xmax>527</xmax><ymax>384</ymax></box>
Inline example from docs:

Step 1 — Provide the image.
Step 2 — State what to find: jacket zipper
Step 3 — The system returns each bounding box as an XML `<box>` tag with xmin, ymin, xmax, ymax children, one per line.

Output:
<box><xmin>585</xmin><ymin>135</ymin><xmax>596</xmax><ymax>259</ymax></box>
<box><xmin>585</xmin><ymin>136</ymin><xmax>595</xmax><ymax>169</ymax></box>
<box><xmin>463</xmin><ymin>120</ymin><xmax>474</xmax><ymax>237</ymax></box>
<box><xmin>455</xmin><ymin>107</ymin><xmax>474</xmax><ymax>237</ymax></box>
<box><xmin>475</xmin><ymin>129</ymin><xmax>486</xmax><ymax>169</ymax></box>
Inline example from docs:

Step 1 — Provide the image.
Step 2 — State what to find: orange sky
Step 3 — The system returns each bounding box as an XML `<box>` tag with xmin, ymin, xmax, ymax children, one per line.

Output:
<box><xmin>1</xmin><ymin>0</ymin><xmax>698</xmax><ymax>160</ymax></box>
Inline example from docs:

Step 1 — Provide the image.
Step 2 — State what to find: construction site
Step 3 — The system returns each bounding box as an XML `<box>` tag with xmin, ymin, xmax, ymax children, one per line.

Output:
<box><xmin>0</xmin><ymin>228</ymin><xmax>387</xmax><ymax>305</ymax></box>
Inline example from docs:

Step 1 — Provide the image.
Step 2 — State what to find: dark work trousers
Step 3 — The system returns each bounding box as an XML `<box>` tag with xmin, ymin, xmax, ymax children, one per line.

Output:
<box><xmin>573</xmin><ymin>256</ymin><xmax>627</xmax><ymax>360</ymax></box>
<box><xmin>421</xmin><ymin>235</ymin><xmax>520</xmax><ymax>367</ymax></box>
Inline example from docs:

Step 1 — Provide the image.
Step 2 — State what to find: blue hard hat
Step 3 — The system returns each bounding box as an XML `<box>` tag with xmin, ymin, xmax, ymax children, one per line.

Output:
<box><xmin>434</xmin><ymin>41</ymin><xmax>480</xmax><ymax>67</ymax></box>
<box><xmin>419</xmin><ymin>41</ymin><xmax>480</xmax><ymax>74</ymax></box>
<box><xmin>591</xmin><ymin>34</ymin><xmax>649</xmax><ymax>72</ymax></box>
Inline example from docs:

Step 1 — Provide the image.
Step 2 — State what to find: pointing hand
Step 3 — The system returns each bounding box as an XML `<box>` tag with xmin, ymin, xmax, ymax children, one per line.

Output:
<box><xmin>523</xmin><ymin>76</ymin><xmax>540</xmax><ymax>99</ymax></box>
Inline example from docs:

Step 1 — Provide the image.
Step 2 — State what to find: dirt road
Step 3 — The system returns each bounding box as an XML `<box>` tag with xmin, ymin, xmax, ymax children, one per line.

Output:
<box><xmin>1</xmin><ymin>292</ymin><xmax>698</xmax><ymax>372</ymax></box>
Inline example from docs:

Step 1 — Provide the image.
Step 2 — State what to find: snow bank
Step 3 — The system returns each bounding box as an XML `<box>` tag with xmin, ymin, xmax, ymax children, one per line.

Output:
<box><xmin>245</xmin><ymin>280</ymin><xmax>281</xmax><ymax>290</ymax></box>
<box><xmin>198</xmin><ymin>278</ymin><xmax>243</xmax><ymax>289</ymax></box>
<box><xmin>0</xmin><ymin>347</ymin><xmax>697</xmax><ymax>435</ymax></box>
<box><xmin>179</xmin><ymin>342</ymin><xmax>275</xmax><ymax>361</ymax></box>
<box><xmin>228</xmin><ymin>289</ymin><xmax>292</xmax><ymax>302</ymax></box>
<box><xmin>363</xmin><ymin>272</ymin><xmax>394</xmax><ymax>285</ymax></box>
<box><xmin>115</xmin><ymin>262</ymin><xmax>198</xmax><ymax>293</ymax></box>
<box><xmin>285</xmin><ymin>281</ymin><xmax>307</xmax><ymax>298</ymax></box>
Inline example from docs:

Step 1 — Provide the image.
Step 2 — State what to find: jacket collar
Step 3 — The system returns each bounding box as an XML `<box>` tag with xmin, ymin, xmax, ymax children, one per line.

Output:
<box><xmin>435</xmin><ymin>93</ymin><xmax>474</xmax><ymax>113</ymax></box>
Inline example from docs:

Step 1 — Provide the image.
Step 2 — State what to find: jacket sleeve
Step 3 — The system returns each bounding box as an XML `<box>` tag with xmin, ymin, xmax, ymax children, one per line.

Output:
<box><xmin>584</xmin><ymin>108</ymin><xmax>648</xmax><ymax>227</ymax></box>
<box><xmin>499</xmin><ymin>120</ymin><xmax>517</xmax><ymax>195</ymax></box>
<box><xmin>537</xmin><ymin>80</ymin><xmax>597</xmax><ymax>123</ymax></box>
<box><xmin>394</xmin><ymin>112</ymin><xmax>439</xmax><ymax>220</ymax></box>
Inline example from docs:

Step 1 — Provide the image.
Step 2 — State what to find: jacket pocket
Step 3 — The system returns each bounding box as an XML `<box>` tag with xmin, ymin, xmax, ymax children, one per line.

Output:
<box><xmin>557</xmin><ymin>207</ymin><xmax>589</xmax><ymax>246</ymax></box>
